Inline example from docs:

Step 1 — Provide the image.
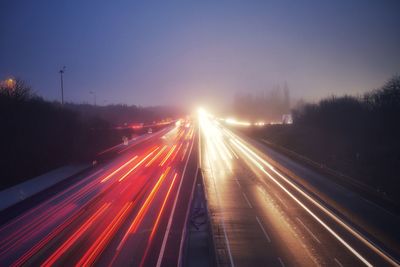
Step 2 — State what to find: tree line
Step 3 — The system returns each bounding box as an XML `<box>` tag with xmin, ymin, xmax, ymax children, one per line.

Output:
<box><xmin>0</xmin><ymin>80</ymin><xmax>180</xmax><ymax>190</ymax></box>
<box><xmin>233</xmin><ymin>83</ymin><xmax>291</xmax><ymax>122</ymax></box>
<box><xmin>250</xmin><ymin>76</ymin><xmax>400</xmax><ymax>204</ymax></box>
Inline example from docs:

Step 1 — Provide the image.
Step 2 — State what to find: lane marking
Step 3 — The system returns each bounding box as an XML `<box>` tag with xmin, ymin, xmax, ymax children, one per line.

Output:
<box><xmin>119</xmin><ymin>185</ymin><xmax>130</xmax><ymax>195</ymax></box>
<box><xmin>242</xmin><ymin>192</ymin><xmax>253</xmax><ymax>208</ymax></box>
<box><xmin>334</xmin><ymin>258</ymin><xmax>344</xmax><ymax>267</ymax></box>
<box><xmin>139</xmin><ymin>173</ymin><xmax>179</xmax><ymax>267</ymax></box>
<box><xmin>201</xmin><ymin>129</ymin><xmax>235</xmax><ymax>267</ymax></box>
<box><xmin>275</xmin><ymin>194</ymin><xmax>289</xmax><ymax>209</ymax></box>
<box><xmin>278</xmin><ymin>257</ymin><xmax>285</xmax><ymax>267</ymax></box>
<box><xmin>255</xmin><ymin>216</ymin><xmax>271</xmax><ymax>243</ymax></box>
<box><xmin>231</xmin><ymin>134</ymin><xmax>400</xmax><ymax>266</ymax></box>
<box><xmin>230</xmin><ymin>138</ymin><xmax>374</xmax><ymax>267</ymax></box>
<box><xmin>235</xmin><ymin>180</ymin><xmax>241</xmax><ymax>188</ymax></box>
<box><xmin>156</xmin><ymin>131</ymin><xmax>195</xmax><ymax>267</ymax></box>
<box><xmin>226</xmin><ymin>143</ymin><xmax>239</xmax><ymax>159</ymax></box>
<box><xmin>117</xmin><ymin>167</ymin><xmax>171</xmax><ymax>251</ymax></box>
<box><xmin>296</xmin><ymin>217</ymin><xmax>321</xmax><ymax>244</ymax></box>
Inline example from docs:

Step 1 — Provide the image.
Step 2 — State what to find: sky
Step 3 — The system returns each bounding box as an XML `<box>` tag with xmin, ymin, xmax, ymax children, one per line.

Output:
<box><xmin>0</xmin><ymin>0</ymin><xmax>399</xmax><ymax>108</ymax></box>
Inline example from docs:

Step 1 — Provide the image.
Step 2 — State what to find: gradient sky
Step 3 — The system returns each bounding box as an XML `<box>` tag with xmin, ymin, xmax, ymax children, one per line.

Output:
<box><xmin>1</xmin><ymin>0</ymin><xmax>399</xmax><ymax>108</ymax></box>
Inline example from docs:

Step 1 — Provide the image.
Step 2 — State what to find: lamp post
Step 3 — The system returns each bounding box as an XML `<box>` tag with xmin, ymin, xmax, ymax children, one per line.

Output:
<box><xmin>59</xmin><ymin>66</ymin><xmax>66</xmax><ymax>105</ymax></box>
<box><xmin>1</xmin><ymin>78</ymin><xmax>16</xmax><ymax>90</ymax></box>
<box><xmin>90</xmin><ymin>91</ymin><xmax>96</xmax><ymax>106</ymax></box>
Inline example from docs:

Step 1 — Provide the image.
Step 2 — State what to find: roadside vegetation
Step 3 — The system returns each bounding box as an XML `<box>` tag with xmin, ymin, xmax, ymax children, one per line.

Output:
<box><xmin>246</xmin><ymin>76</ymin><xmax>400</xmax><ymax>204</ymax></box>
<box><xmin>0</xmin><ymin>80</ymin><xmax>179</xmax><ymax>190</ymax></box>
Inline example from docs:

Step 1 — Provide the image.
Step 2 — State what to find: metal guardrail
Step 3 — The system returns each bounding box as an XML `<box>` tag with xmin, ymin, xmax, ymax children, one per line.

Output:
<box><xmin>260</xmin><ymin>138</ymin><xmax>399</xmax><ymax>212</ymax></box>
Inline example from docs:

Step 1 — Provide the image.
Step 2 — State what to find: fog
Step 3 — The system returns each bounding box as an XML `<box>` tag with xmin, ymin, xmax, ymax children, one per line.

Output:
<box><xmin>1</xmin><ymin>1</ymin><xmax>399</xmax><ymax>110</ymax></box>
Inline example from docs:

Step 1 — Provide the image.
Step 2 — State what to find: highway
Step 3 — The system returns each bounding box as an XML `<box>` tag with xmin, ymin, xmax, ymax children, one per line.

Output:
<box><xmin>198</xmin><ymin>110</ymin><xmax>400</xmax><ymax>267</ymax></box>
<box><xmin>1</xmin><ymin>112</ymin><xmax>399</xmax><ymax>267</ymax></box>
<box><xmin>0</xmin><ymin>121</ymin><xmax>198</xmax><ymax>266</ymax></box>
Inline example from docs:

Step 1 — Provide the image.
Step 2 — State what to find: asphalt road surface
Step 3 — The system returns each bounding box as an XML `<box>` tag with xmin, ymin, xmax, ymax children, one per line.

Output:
<box><xmin>0</xmin><ymin>122</ymin><xmax>198</xmax><ymax>267</ymax></box>
<box><xmin>199</xmin><ymin>113</ymin><xmax>400</xmax><ymax>267</ymax></box>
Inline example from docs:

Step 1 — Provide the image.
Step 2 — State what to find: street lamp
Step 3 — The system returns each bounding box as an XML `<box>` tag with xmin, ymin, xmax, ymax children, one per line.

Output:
<box><xmin>59</xmin><ymin>66</ymin><xmax>66</xmax><ymax>105</ymax></box>
<box><xmin>1</xmin><ymin>77</ymin><xmax>16</xmax><ymax>90</ymax></box>
<box><xmin>89</xmin><ymin>91</ymin><xmax>96</xmax><ymax>106</ymax></box>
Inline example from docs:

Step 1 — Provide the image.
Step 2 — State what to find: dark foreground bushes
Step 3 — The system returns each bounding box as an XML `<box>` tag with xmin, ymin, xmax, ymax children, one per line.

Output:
<box><xmin>0</xmin><ymin>80</ymin><xmax>153</xmax><ymax>190</ymax></box>
<box><xmin>0</xmin><ymin>81</ymin><xmax>120</xmax><ymax>189</ymax></box>
<box><xmin>250</xmin><ymin>76</ymin><xmax>400</xmax><ymax>204</ymax></box>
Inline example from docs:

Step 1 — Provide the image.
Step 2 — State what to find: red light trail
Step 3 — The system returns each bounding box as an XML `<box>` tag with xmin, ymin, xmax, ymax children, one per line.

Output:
<box><xmin>0</xmin><ymin>122</ymin><xmax>198</xmax><ymax>267</ymax></box>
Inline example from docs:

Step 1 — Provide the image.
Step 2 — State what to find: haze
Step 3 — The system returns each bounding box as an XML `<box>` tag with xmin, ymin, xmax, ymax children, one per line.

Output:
<box><xmin>1</xmin><ymin>0</ymin><xmax>399</xmax><ymax>108</ymax></box>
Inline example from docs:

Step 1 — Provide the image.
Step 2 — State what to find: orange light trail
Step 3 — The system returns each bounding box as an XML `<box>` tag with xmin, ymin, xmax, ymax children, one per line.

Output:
<box><xmin>101</xmin><ymin>156</ymin><xmax>138</xmax><ymax>183</ymax></box>
<box><xmin>11</xmin><ymin>206</ymin><xmax>87</xmax><ymax>267</ymax></box>
<box><xmin>181</xmin><ymin>142</ymin><xmax>189</xmax><ymax>162</ymax></box>
<box><xmin>0</xmin><ymin>168</ymin><xmax>103</xmax><ymax>241</ymax></box>
<box><xmin>116</xmin><ymin>167</ymin><xmax>171</xmax><ymax>251</ymax></box>
<box><xmin>149</xmin><ymin>172</ymin><xmax>177</xmax><ymax>241</ymax></box>
<box><xmin>118</xmin><ymin>147</ymin><xmax>159</xmax><ymax>182</ymax></box>
<box><xmin>177</xmin><ymin>130</ymin><xmax>185</xmax><ymax>140</ymax></box>
<box><xmin>2</xmin><ymin>171</ymin><xmax>105</xmax><ymax>257</ymax></box>
<box><xmin>145</xmin><ymin>145</ymin><xmax>167</xmax><ymax>167</ymax></box>
<box><xmin>41</xmin><ymin>202</ymin><xmax>111</xmax><ymax>267</ymax></box>
<box><xmin>76</xmin><ymin>202</ymin><xmax>133</xmax><ymax>267</ymax></box>
<box><xmin>140</xmin><ymin>172</ymin><xmax>178</xmax><ymax>267</ymax></box>
<box><xmin>160</xmin><ymin>145</ymin><xmax>176</xmax><ymax>166</ymax></box>
<box><xmin>169</xmin><ymin>143</ymin><xmax>183</xmax><ymax>163</ymax></box>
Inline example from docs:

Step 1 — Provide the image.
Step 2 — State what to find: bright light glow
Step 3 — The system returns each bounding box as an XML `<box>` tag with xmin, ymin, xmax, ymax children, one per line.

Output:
<box><xmin>41</xmin><ymin>203</ymin><xmax>111</xmax><ymax>266</ymax></box>
<box><xmin>226</xmin><ymin>129</ymin><xmax>398</xmax><ymax>266</ymax></box>
<box><xmin>199</xmin><ymin>110</ymin><xmax>234</xmax><ymax>171</ymax></box>
<box><xmin>225</xmin><ymin>118</ymin><xmax>251</xmax><ymax>126</ymax></box>
<box><xmin>197</xmin><ymin>107</ymin><xmax>206</xmax><ymax>116</ymax></box>
<box><xmin>1</xmin><ymin>78</ymin><xmax>16</xmax><ymax>89</ymax></box>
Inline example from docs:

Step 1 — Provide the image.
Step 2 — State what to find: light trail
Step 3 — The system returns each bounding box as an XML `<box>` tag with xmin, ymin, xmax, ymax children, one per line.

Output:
<box><xmin>181</xmin><ymin>142</ymin><xmax>189</xmax><ymax>162</ymax></box>
<box><xmin>156</xmin><ymin>130</ymin><xmax>195</xmax><ymax>267</ymax></box>
<box><xmin>140</xmin><ymin>172</ymin><xmax>178</xmax><ymax>267</ymax></box>
<box><xmin>145</xmin><ymin>145</ymin><xmax>167</xmax><ymax>167</ymax></box>
<box><xmin>198</xmin><ymin>109</ymin><xmax>235</xmax><ymax>267</ymax></box>
<box><xmin>230</xmin><ymin>133</ymin><xmax>399</xmax><ymax>266</ymax></box>
<box><xmin>149</xmin><ymin>172</ymin><xmax>178</xmax><ymax>240</ymax></box>
<box><xmin>11</xmin><ymin>206</ymin><xmax>88</xmax><ymax>267</ymax></box>
<box><xmin>2</xmin><ymin>171</ymin><xmax>106</xmax><ymax>257</ymax></box>
<box><xmin>41</xmin><ymin>202</ymin><xmax>111</xmax><ymax>267</ymax></box>
<box><xmin>160</xmin><ymin>145</ymin><xmax>176</xmax><ymax>166</ymax></box>
<box><xmin>169</xmin><ymin>143</ymin><xmax>183</xmax><ymax>163</ymax></box>
<box><xmin>116</xmin><ymin>167</ymin><xmax>171</xmax><ymax>251</ymax></box>
<box><xmin>2</xmin><ymin>123</ymin><xmax>197</xmax><ymax>266</ymax></box>
<box><xmin>101</xmin><ymin>155</ymin><xmax>138</xmax><ymax>183</ymax></box>
<box><xmin>199</xmin><ymin>110</ymin><xmax>398</xmax><ymax>266</ymax></box>
<box><xmin>76</xmin><ymin>202</ymin><xmax>133</xmax><ymax>266</ymax></box>
<box><xmin>118</xmin><ymin>147</ymin><xmax>159</xmax><ymax>182</ymax></box>
<box><xmin>0</xmin><ymin>168</ymin><xmax>103</xmax><ymax>236</ymax></box>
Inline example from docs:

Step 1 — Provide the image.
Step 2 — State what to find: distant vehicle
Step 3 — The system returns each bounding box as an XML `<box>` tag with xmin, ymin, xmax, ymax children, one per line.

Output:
<box><xmin>148</xmin><ymin>128</ymin><xmax>153</xmax><ymax>134</ymax></box>
<box><xmin>122</xmin><ymin>136</ymin><xmax>129</xmax><ymax>145</ymax></box>
<box><xmin>282</xmin><ymin>114</ymin><xmax>293</xmax><ymax>124</ymax></box>
<box><xmin>131</xmin><ymin>123</ymin><xmax>143</xmax><ymax>129</ymax></box>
